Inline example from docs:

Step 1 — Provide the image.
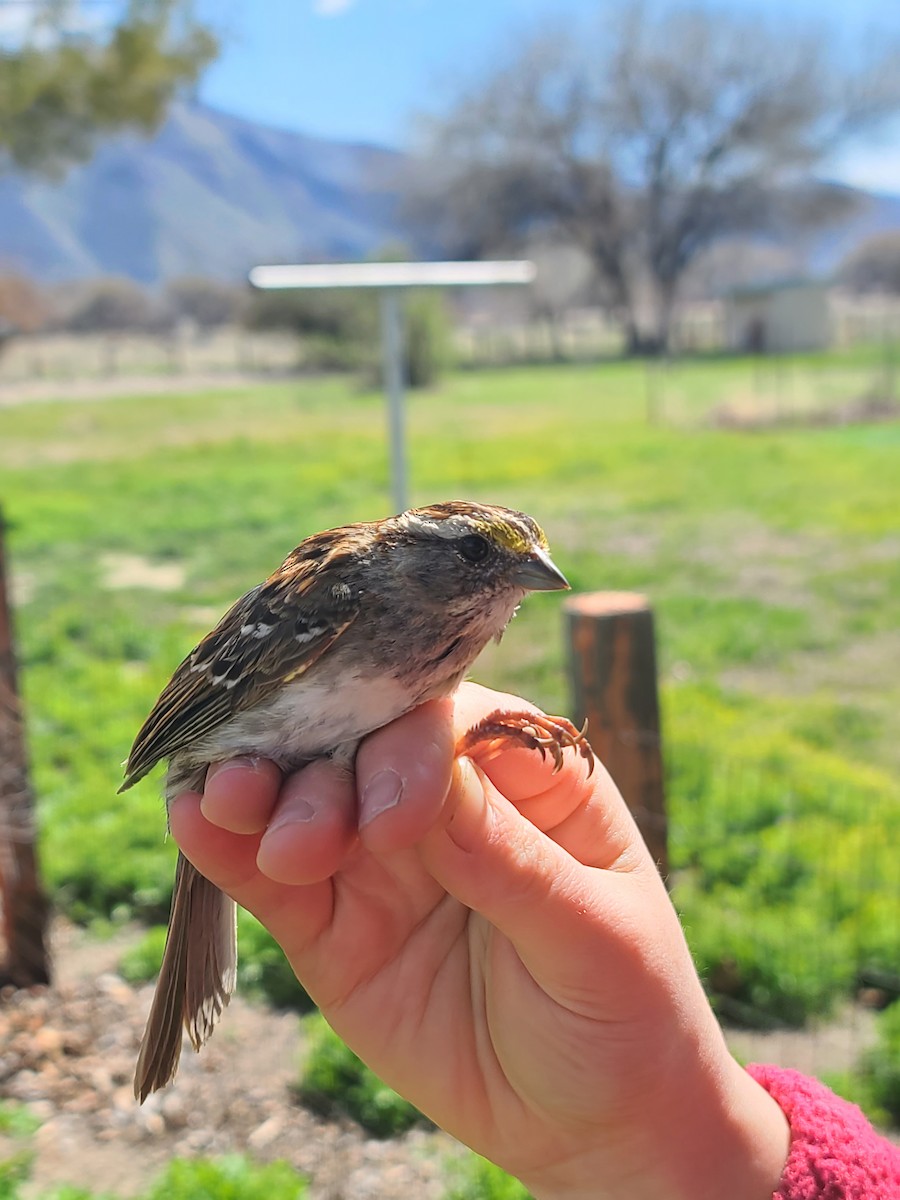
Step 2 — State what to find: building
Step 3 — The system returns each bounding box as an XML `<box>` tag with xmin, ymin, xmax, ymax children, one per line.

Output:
<box><xmin>724</xmin><ymin>279</ymin><xmax>831</xmax><ymax>353</ymax></box>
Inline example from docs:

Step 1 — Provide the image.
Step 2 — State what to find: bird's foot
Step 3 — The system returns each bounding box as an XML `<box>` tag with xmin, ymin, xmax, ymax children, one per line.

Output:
<box><xmin>455</xmin><ymin>710</ymin><xmax>595</xmax><ymax>776</ymax></box>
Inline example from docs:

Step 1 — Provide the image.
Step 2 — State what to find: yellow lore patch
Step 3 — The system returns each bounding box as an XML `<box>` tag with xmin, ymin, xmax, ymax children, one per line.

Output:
<box><xmin>479</xmin><ymin>516</ymin><xmax>548</xmax><ymax>554</ymax></box>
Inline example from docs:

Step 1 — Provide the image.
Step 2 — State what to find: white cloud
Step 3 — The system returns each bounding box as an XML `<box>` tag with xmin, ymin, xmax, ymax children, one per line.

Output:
<box><xmin>312</xmin><ymin>0</ymin><xmax>357</xmax><ymax>15</ymax></box>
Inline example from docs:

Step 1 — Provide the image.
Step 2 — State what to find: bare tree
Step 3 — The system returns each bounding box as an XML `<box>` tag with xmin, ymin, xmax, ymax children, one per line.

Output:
<box><xmin>840</xmin><ymin>232</ymin><xmax>900</xmax><ymax>294</ymax></box>
<box><xmin>58</xmin><ymin>276</ymin><xmax>162</xmax><ymax>333</ymax></box>
<box><xmin>407</xmin><ymin>4</ymin><xmax>900</xmax><ymax>352</ymax></box>
<box><xmin>525</xmin><ymin>237</ymin><xmax>595</xmax><ymax>357</ymax></box>
<box><xmin>0</xmin><ymin>274</ymin><xmax>50</xmax><ymax>335</ymax></box>
<box><xmin>165</xmin><ymin>277</ymin><xmax>249</xmax><ymax>330</ymax></box>
<box><xmin>681</xmin><ymin>238</ymin><xmax>804</xmax><ymax>301</ymax></box>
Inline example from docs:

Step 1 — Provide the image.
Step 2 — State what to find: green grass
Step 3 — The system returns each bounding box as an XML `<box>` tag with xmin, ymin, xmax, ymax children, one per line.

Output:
<box><xmin>297</xmin><ymin>1013</ymin><xmax>428</xmax><ymax>1137</ymax></box>
<box><xmin>1</xmin><ymin>354</ymin><xmax>897</xmax><ymax>1024</ymax></box>
<box><xmin>0</xmin><ymin>1154</ymin><xmax>307</xmax><ymax>1200</ymax></box>
<box><xmin>0</xmin><ymin>1104</ymin><xmax>41</xmax><ymax>1139</ymax></box>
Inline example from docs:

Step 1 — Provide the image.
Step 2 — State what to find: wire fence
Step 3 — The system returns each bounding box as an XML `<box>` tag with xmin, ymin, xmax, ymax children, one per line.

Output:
<box><xmin>667</xmin><ymin>751</ymin><xmax>899</xmax><ymax>1084</ymax></box>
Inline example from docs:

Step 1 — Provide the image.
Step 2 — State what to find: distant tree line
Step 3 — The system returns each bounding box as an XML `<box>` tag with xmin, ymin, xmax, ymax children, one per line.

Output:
<box><xmin>3</xmin><ymin>222</ymin><xmax>899</xmax><ymax>347</ymax></box>
<box><xmin>0</xmin><ymin>275</ymin><xmax>247</xmax><ymax>336</ymax></box>
<box><xmin>0</xmin><ymin>269</ymin><xmax>454</xmax><ymax>387</ymax></box>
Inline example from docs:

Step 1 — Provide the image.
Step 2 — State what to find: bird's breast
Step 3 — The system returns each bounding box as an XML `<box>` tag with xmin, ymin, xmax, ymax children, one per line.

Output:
<box><xmin>193</xmin><ymin>668</ymin><xmax>419</xmax><ymax>772</ymax></box>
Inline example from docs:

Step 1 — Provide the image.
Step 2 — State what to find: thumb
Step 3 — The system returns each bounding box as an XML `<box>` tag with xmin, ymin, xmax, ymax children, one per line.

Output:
<box><xmin>417</xmin><ymin>756</ymin><xmax>664</xmax><ymax>1020</ymax></box>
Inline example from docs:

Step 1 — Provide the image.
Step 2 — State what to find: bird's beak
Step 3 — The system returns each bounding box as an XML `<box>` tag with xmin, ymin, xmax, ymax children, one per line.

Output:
<box><xmin>514</xmin><ymin>548</ymin><xmax>570</xmax><ymax>592</ymax></box>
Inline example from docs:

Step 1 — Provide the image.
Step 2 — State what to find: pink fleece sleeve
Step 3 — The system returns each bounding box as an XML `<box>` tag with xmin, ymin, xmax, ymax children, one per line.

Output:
<box><xmin>747</xmin><ymin>1064</ymin><xmax>900</xmax><ymax>1199</ymax></box>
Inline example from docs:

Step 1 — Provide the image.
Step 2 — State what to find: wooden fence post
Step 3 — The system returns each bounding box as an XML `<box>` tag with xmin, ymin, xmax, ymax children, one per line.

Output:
<box><xmin>0</xmin><ymin>509</ymin><xmax>51</xmax><ymax>986</ymax></box>
<box><xmin>563</xmin><ymin>592</ymin><xmax>668</xmax><ymax>878</ymax></box>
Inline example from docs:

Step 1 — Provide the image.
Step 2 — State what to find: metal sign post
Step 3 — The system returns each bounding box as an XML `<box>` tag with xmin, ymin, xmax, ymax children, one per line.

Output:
<box><xmin>379</xmin><ymin>288</ymin><xmax>407</xmax><ymax>513</ymax></box>
<box><xmin>249</xmin><ymin>260</ymin><xmax>535</xmax><ymax>512</ymax></box>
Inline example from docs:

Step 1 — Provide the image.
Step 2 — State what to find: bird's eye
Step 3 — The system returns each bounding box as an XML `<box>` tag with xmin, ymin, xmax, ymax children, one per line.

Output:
<box><xmin>457</xmin><ymin>534</ymin><xmax>491</xmax><ymax>564</ymax></box>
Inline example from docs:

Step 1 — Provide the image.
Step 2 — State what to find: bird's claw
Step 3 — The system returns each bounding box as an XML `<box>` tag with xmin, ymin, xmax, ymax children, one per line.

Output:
<box><xmin>455</xmin><ymin>710</ymin><xmax>595</xmax><ymax>776</ymax></box>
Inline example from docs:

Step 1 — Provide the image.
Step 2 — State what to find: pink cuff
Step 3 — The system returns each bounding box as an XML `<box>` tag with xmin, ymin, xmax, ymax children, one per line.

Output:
<box><xmin>747</xmin><ymin>1064</ymin><xmax>900</xmax><ymax>1199</ymax></box>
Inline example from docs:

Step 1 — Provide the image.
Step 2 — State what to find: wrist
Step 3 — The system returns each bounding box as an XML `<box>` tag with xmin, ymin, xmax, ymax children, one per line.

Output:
<box><xmin>637</xmin><ymin>1047</ymin><xmax>788</xmax><ymax>1200</ymax></box>
<box><xmin>526</xmin><ymin>1034</ymin><xmax>788</xmax><ymax>1200</ymax></box>
<box><xmin>662</xmin><ymin>1053</ymin><xmax>789</xmax><ymax>1200</ymax></box>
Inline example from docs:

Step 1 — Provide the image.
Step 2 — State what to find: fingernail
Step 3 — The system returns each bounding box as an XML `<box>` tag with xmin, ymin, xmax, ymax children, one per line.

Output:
<box><xmin>207</xmin><ymin>756</ymin><xmax>265</xmax><ymax>781</ymax></box>
<box><xmin>268</xmin><ymin>797</ymin><xmax>317</xmax><ymax>828</ymax></box>
<box><xmin>360</xmin><ymin>769</ymin><xmax>404</xmax><ymax>826</ymax></box>
<box><xmin>445</xmin><ymin>759</ymin><xmax>487</xmax><ymax>854</ymax></box>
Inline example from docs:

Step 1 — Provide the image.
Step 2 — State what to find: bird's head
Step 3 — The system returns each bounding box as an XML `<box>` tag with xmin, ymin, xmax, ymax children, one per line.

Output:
<box><xmin>377</xmin><ymin>501</ymin><xmax>569</xmax><ymax>618</ymax></box>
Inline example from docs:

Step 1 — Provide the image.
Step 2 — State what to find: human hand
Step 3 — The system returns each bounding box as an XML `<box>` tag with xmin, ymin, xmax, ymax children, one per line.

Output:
<box><xmin>170</xmin><ymin>683</ymin><xmax>788</xmax><ymax>1200</ymax></box>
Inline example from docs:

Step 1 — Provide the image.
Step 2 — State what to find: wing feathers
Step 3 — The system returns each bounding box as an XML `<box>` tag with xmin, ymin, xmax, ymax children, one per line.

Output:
<box><xmin>121</xmin><ymin>538</ymin><xmax>364</xmax><ymax>789</ymax></box>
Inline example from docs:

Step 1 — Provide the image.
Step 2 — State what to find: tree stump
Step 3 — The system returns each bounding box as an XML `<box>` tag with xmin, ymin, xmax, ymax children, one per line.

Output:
<box><xmin>563</xmin><ymin>592</ymin><xmax>668</xmax><ymax>878</ymax></box>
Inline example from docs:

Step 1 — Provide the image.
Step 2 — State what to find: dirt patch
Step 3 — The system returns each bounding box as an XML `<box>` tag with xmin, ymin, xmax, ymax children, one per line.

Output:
<box><xmin>685</xmin><ymin>520</ymin><xmax>820</xmax><ymax>607</ymax></box>
<box><xmin>100</xmin><ymin>555</ymin><xmax>186</xmax><ymax>593</ymax></box>
<box><xmin>8</xmin><ymin>569</ymin><xmax>36</xmax><ymax>607</ymax></box>
<box><xmin>710</xmin><ymin>392</ymin><xmax>900</xmax><ymax>430</ymax></box>
<box><xmin>724</xmin><ymin>1004</ymin><xmax>879</xmax><ymax>1078</ymax></box>
<box><xmin>0</xmin><ymin>373</ymin><xmax>275</xmax><ymax>410</ymax></box>
<box><xmin>548</xmin><ymin>510</ymin><xmax>660</xmax><ymax>562</ymax></box>
<box><xmin>722</xmin><ymin>628</ymin><xmax>900</xmax><ymax>697</ymax></box>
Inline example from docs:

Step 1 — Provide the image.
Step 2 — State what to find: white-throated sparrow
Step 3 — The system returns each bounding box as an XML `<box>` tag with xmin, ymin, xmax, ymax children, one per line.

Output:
<box><xmin>121</xmin><ymin>500</ymin><xmax>593</xmax><ymax>1101</ymax></box>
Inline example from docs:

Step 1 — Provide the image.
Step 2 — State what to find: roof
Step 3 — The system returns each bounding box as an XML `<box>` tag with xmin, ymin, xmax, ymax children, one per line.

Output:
<box><xmin>725</xmin><ymin>277</ymin><xmax>831</xmax><ymax>300</ymax></box>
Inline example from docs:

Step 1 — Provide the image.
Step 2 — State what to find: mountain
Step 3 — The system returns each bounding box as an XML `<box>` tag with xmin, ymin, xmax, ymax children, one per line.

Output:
<box><xmin>0</xmin><ymin>103</ymin><xmax>406</xmax><ymax>285</ymax></box>
<box><xmin>800</xmin><ymin>183</ymin><xmax>900</xmax><ymax>274</ymax></box>
<box><xmin>0</xmin><ymin>102</ymin><xmax>898</xmax><ymax>287</ymax></box>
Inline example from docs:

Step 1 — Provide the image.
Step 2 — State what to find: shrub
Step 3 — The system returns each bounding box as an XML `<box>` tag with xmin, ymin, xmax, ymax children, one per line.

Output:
<box><xmin>0</xmin><ymin>1151</ymin><xmax>33</xmax><ymax>1200</ymax></box>
<box><xmin>441</xmin><ymin>1155</ymin><xmax>533</xmax><ymax>1200</ymax></box>
<box><xmin>297</xmin><ymin>1013</ymin><xmax>427</xmax><ymax>1137</ymax></box>
<box><xmin>119</xmin><ymin>925</ymin><xmax>169</xmax><ymax>984</ymax></box>
<box><xmin>144</xmin><ymin>1156</ymin><xmax>306</xmax><ymax>1200</ymax></box>
<box><xmin>244</xmin><ymin>287</ymin><xmax>373</xmax><ymax>343</ymax></box>
<box><xmin>678</xmin><ymin>879</ymin><xmax>856</xmax><ymax>1026</ymax></box>
<box><xmin>164</xmin><ymin>277</ymin><xmax>247</xmax><ymax>330</ymax></box>
<box><xmin>404</xmin><ymin>292</ymin><xmax>452</xmax><ymax>388</ymax></box>
<box><xmin>0</xmin><ymin>1153</ymin><xmax>305</xmax><ymax>1200</ymax></box>
<box><xmin>236</xmin><ymin>912</ymin><xmax>315</xmax><ymax>1011</ymax></box>
<box><xmin>119</xmin><ymin>915</ymin><xmax>315</xmax><ymax>1012</ymax></box>
<box><xmin>0</xmin><ymin>1103</ymin><xmax>41</xmax><ymax>1138</ymax></box>
<box><xmin>58</xmin><ymin>277</ymin><xmax>164</xmax><ymax>334</ymax></box>
<box><xmin>865</xmin><ymin>1000</ymin><xmax>900</xmax><ymax>1123</ymax></box>
<box><xmin>819</xmin><ymin>1069</ymin><xmax>890</xmax><ymax>1130</ymax></box>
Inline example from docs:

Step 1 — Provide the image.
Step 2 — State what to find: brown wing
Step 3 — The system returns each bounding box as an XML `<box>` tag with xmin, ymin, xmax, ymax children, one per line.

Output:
<box><xmin>119</xmin><ymin>536</ymin><xmax>362</xmax><ymax>790</ymax></box>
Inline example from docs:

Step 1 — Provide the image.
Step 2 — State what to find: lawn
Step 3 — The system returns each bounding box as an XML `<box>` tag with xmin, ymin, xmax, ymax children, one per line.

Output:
<box><xmin>1</xmin><ymin>354</ymin><xmax>898</xmax><ymax>1026</ymax></box>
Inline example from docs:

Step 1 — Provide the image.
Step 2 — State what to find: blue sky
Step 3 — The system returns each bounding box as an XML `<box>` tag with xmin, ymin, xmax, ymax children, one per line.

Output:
<box><xmin>193</xmin><ymin>0</ymin><xmax>900</xmax><ymax>191</ymax></box>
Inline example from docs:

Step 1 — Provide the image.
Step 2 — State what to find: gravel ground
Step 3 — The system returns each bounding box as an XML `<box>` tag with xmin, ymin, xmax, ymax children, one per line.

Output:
<box><xmin>0</xmin><ymin>922</ymin><xmax>458</xmax><ymax>1199</ymax></box>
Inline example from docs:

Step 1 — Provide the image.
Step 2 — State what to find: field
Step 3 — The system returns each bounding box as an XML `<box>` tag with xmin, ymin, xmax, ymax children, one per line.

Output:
<box><xmin>1</xmin><ymin>354</ymin><xmax>898</xmax><ymax>1072</ymax></box>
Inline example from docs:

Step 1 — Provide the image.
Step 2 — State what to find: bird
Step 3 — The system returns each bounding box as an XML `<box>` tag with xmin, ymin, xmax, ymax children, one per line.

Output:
<box><xmin>120</xmin><ymin>500</ymin><xmax>593</xmax><ymax>1101</ymax></box>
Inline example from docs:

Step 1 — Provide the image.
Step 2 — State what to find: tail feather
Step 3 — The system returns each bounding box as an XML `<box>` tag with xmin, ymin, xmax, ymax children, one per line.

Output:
<box><xmin>133</xmin><ymin>851</ymin><xmax>237</xmax><ymax>1102</ymax></box>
